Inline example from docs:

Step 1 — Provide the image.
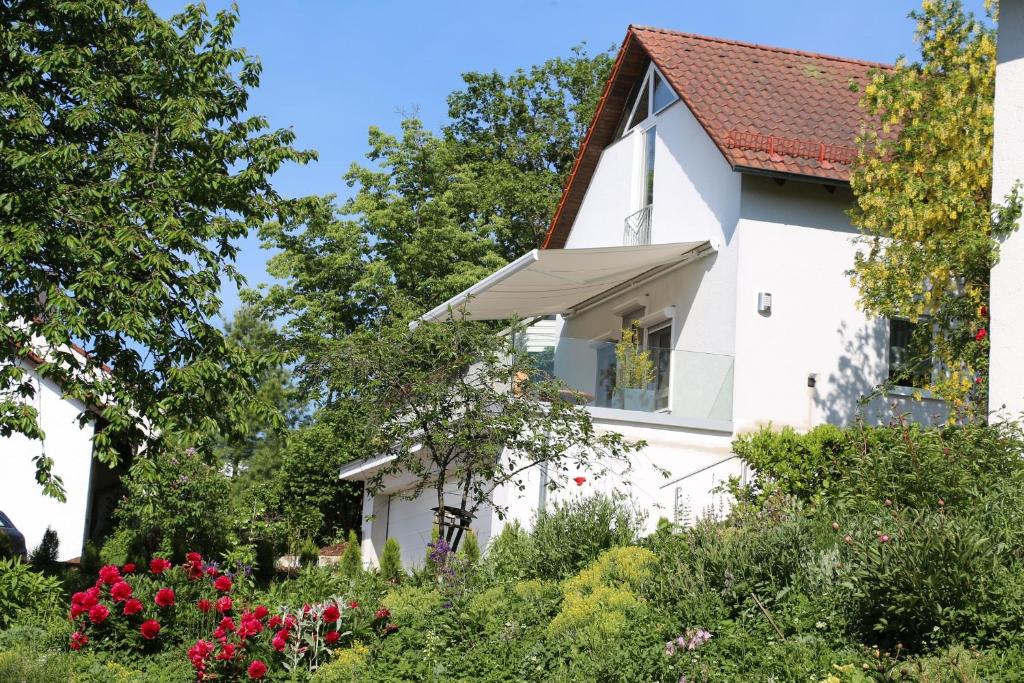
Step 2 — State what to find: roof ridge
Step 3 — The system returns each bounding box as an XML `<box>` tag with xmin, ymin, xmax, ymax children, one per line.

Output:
<box><xmin>628</xmin><ymin>24</ymin><xmax>893</xmax><ymax>71</ymax></box>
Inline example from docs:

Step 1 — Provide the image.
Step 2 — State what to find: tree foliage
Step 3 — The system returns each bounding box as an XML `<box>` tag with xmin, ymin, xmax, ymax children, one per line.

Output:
<box><xmin>330</xmin><ymin>315</ymin><xmax>642</xmax><ymax>551</ymax></box>
<box><xmin>250</xmin><ymin>47</ymin><xmax>613</xmax><ymax>401</ymax></box>
<box><xmin>215</xmin><ymin>305</ymin><xmax>299</xmax><ymax>481</ymax></box>
<box><xmin>0</xmin><ymin>1</ymin><xmax>314</xmax><ymax>494</ymax></box>
<box><xmin>849</xmin><ymin>0</ymin><xmax>1020</xmax><ymax>416</ymax></box>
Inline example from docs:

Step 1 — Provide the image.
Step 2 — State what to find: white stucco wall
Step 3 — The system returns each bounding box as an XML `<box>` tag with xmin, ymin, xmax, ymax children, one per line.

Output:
<box><xmin>989</xmin><ymin>0</ymin><xmax>1024</xmax><ymax>419</ymax></box>
<box><xmin>732</xmin><ymin>176</ymin><xmax>945</xmax><ymax>433</ymax></box>
<box><xmin>565</xmin><ymin>99</ymin><xmax>741</xmax><ymax>251</ymax></box>
<box><xmin>1</xmin><ymin>361</ymin><xmax>96</xmax><ymax>560</ymax></box>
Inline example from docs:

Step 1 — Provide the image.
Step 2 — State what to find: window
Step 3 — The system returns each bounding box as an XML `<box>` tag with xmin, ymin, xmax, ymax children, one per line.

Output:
<box><xmin>652</xmin><ymin>71</ymin><xmax>676</xmax><ymax>113</ymax></box>
<box><xmin>618</xmin><ymin>65</ymin><xmax>679</xmax><ymax>136</ymax></box>
<box><xmin>647</xmin><ymin>323</ymin><xmax>672</xmax><ymax>410</ymax></box>
<box><xmin>642</xmin><ymin>127</ymin><xmax>656</xmax><ymax>207</ymax></box>
<box><xmin>888</xmin><ymin>318</ymin><xmax>932</xmax><ymax>388</ymax></box>
<box><xmin>595</xmin><ymin>344</ymin><xmax>616</xmax><ymax>408</ymax></box>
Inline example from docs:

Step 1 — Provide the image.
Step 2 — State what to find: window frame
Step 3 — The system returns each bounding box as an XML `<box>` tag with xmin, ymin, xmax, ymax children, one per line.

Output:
<box><xmin>646</xmin><ymin>321</ymin><xmax>673</xmax><ymax>412</ymax></box>
<box><xmin>620</xmin><ymin>64</ymin><xmax>679</xmax><ymax>136</ymax></box>
<box><xmin>887</xmin><ymin>317</ymin><xmax>935</xmax><ymax>389</ymax></box>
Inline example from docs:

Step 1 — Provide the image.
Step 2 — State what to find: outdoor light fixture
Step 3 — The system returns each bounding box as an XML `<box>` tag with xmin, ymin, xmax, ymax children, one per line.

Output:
<box><xmin>757</xmin><ymin>292</ymin><xmax>772</xmax><ymax>315</ymax></box>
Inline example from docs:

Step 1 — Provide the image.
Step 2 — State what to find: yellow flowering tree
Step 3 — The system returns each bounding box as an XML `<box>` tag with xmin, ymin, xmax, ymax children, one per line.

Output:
<box><xmin>849</xmin><ymin>0</ymin><xmax>1020</xmax><ymax>418</ymax></box>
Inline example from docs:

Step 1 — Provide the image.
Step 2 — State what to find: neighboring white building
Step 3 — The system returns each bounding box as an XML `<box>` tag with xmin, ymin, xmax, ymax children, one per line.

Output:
<box><xmin>1</xmin><ymin>352</ymin><xmax>126</xmax><ymax>561</ymax></box>
<box><xmin>343</xmin><ymin>26</ymin><xmax>945</xmax><ymax>569</ymax></box>
<box><xmin>990</xmin><ymin>0</ymin><xmax>1024</xmax><ymax>419</ymax></box>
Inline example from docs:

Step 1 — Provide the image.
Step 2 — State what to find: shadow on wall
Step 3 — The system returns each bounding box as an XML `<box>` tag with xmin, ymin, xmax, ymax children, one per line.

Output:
<box><xmin>818</xmin><ymin>318</ymin><xmax>946</xmax><ymax>427</ymax></box>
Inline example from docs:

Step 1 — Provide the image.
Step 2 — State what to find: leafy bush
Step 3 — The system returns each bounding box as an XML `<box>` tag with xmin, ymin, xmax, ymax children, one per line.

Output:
<box><xmin>111</xmin><ymin>447</ymin><xmax>236</xmax><ymax>561</ymax></box>
<box><xmin>484</xmin><ymin>494</ymin><xmax>645</xmax><ymax>582</ymax></box>
<box><xmin>0</xmin><ymin>557</ymin><xmax>63</xmax><ymax>628</ymax></box>
<box><xmin>733</xmin><ymin>423</ymin><xmax>848</xmax><ymax>504</ymax></box>
<box><xmin>734</xmin><ymin>421</ymin><xmax>1024</xmax><ymax>514</ymax></box>
<box><xmin>840</xmin><ymin>501</ymin><xmax>1024</xmax><ymax>649</ymax></box>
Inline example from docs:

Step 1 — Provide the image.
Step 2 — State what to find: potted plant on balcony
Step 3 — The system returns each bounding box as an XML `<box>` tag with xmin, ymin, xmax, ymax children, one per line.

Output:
<box><xmin>613</xmin><ymin>325</ymin><xmax>656</xmax><ymax>411</ymax></box>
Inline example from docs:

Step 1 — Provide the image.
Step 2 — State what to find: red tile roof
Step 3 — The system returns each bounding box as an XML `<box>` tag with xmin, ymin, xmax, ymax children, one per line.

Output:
<box><xmin>543</xmin><ymin>26</ymin><xmax>891</xmax><ymax>249</ymax></box>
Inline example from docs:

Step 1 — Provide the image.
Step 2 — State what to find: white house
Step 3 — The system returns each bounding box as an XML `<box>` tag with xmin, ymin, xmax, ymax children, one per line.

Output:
<box><xmin>342</xmin><ymin>26</ymin><xmax>946</xmax><ymax>569</ymax></box>
<box><xmin>1</xmin><ymin>349</ymin><xmax>126</xmax><ymax>561</ymax></box>
<box><xmin>990</xmin><ymin>0</ymin><xmax>1024</xmax><ymax>419</ymax></box>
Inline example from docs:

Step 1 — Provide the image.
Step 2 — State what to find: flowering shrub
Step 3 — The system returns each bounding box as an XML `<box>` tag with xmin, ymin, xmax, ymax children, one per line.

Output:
<box><xmin>66</xmin><ymin>552</ymin><xmax>398</xmax><ymax>681</ymax></box>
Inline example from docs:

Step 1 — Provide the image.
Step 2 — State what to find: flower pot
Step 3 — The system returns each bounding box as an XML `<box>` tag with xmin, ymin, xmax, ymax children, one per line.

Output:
<box><xmin>616</xmin><ymin>388</ymin><xmax>654</xmax><ymax>412</ymax></box>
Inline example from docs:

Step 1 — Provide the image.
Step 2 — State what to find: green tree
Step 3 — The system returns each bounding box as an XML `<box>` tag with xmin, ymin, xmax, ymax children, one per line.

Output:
<box><xmin>216</xmin><ymin>305</ymin><xmax>300</xmax><ymax>481</ymax></box>
<box><xmin>0</xmin><ymin>1</ymin><xmax>314</xmax><ymax>496</ymax></box>
<box><xmin>849</xmin><ymin>0</ymin><xmax>1020</xmax><ymax>416</ymax></box>
<box><xmin>332</xmin><ymin>315</ymin><xmax>642</xmax><ymax>551</ymax></box>
<box><xmin>274</xmin><ymin>409</ymin><xmax>366</xmax><ymax>547</ymax></box>
<box><xmin>250</xmin><ymin>47</ymin><xmax>613</xmax><ymax>388</ymax></box>
<box><xmin>379</xmin><ymin>538</ymin><xmax>404</xmax><ymax>583</ymax></box>
<box><xmin>339</xmin><ymin>529</ymin><xmax>362</xmax><ymax>578</ymax></box>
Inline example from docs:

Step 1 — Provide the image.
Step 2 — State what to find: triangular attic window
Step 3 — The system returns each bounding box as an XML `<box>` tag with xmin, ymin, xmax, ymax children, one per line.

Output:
<box><xmin>652</xmin><ymin>71</ymin><xmax>677</xmax><ymax>113</ymax></box>
<box><xmin>626</xmin><ymin>73</ymin><xmax>651</xmax><ymax>130</ymax></box>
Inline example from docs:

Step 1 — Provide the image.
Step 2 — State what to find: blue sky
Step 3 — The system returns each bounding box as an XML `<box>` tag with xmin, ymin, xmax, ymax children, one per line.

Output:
<box><xmin>149</xmin><ymin>0</ymin><xmax>988</xmax><ymax>320</ymax></box>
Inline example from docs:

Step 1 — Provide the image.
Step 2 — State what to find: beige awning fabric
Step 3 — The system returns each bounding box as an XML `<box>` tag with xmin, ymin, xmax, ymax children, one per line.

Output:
<box><xmin>419</xmin><ymin>241</ymin><xmax>714</xmax><ymax>322</ymax></box>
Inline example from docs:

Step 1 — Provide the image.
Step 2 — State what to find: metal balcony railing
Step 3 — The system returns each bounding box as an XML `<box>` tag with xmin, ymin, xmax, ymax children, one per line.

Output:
<box><xmin>624</xmin><ymin>205</ymin><xmax>652</xmax><ymax>246</ymax></box>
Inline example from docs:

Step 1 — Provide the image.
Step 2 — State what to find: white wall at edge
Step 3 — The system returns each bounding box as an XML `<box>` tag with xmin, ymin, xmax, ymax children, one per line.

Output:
<box><xmin>0</xmin><ymin>361</ymin><xmax>95</xmax><ymax>560</ymax></box>
<box><xmin>990</xmin><ymin>0</ymin><xmax>1024</xmax><ymax>420</ymax></box>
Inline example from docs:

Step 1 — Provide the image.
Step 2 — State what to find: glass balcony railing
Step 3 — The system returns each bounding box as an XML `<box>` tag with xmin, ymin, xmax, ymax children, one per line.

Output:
<box><xmin>524</xmin><ymin>337</ymin><xmax>733</xmax><ymax>423</ymax></box>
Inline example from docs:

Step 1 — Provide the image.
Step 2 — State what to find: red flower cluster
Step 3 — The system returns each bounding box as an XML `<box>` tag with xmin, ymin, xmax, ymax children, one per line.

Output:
<box><xmin>68</xmin><ymin>550</ymin><xmax>398</xmax><ymax>681</ymax></box>
<box><xmin>149</xmin><ymin>557</ymin><xmax>172</xmax><ymax>574</ymax></box>
<box><xmin>154</xmin><ymin>587</ymin><xmax>176</xmax><ymax>608</ymax></box>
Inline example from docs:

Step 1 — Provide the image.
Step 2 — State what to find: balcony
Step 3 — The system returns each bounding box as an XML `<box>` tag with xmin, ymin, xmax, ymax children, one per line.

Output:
<box><xmin>623</xmin><ymin>205</ymin><xmax>652</xmax><ymax>246</ymax></box>
<box><xmin>526</xmin><ymin>336</ymin><xmax>733</xmax><ymax>429</ymax></box>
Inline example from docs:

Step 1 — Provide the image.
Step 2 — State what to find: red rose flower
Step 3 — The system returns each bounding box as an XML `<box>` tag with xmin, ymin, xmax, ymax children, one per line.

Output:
<box><xmin>219</xmin><ymin>616</ymin><xmax>236</xmax><ymax>632</ymax></box>
<box><xmin>197</xmin><ymin>598</ymin><xmax>212</xmax><ymax>613</ymax></box>
<box><xmin>253</xmin><ymin>605</ymin><xmax>269</xmax><ymax>620</ymax></box>
<box><xmin>272</xmin><ymin>631</ymin><xmax>287</xmax><ymax>652</ymax></box>
<box><xmin>322</xmin><ymin>604</ymin><xmax>340</xmax><ymax>623</ymax></box>
<box><xmin>976</xmin><ymin>328</ymin><xmax>988</xmax><ymax>341</ymax></box>
<box><xmin>149</xmin><ymin>557</ymin><xmax>171</xmax><ymax>574</ymax></box>
<box><xmin>140</xmin><ymin>619</ymin><xmax>161</xmax><ymax>640</ymax></box>
<box><xmin>268</xmin><ymin>615</ymin><xmax>282</xmax><ymax>628</ymax></box>
<box><xmin>70</xmin><ymin>631</ymin><xmax>88</xmax><ymax>650</ymax></box>
<box><xmin>213</xmin><ymin>575</ymin><xmax>233</xmax><ymax>592</ymax></box>
<box><xmin>188</xmin><ymin>639</ymin><xmax>214</xmax><ymax>668</ymax></box>
<box><xmin>573</xmin><ymin>476</ymin><xmax>586</xmax><ymax>486</ymax></box>
<box><xmin>216</xmin><ymin>596</ymin><xmax>233</xmax><ymax>613</ymax></box>
<box><xmin>70</xmin><ymin>604</ymin><xmax>86</xmax><ymax>619</ymax></box>
<box><xmin>186</xmin><ymin>552</ymin><xmax>202</xmax><ymax>564</ymax></box>
<box><xmin>110</xmin><ymin>581</ymin><xmax>133</xmax><ymax>603</ymax></box>
<box><xmin>325</xmin><ymin>630</ymin><xmax>340</xmax><ymax>645</ymax></box>
<box><xmin>238</xmin><ymin>615</ymin><xmax>262</xmax><ymax>638</ymax></box>
<box><xmin>88</xmin><ymin>603</ymin><xmax>110</xmax><ymax>624</ymax></box>
<box><xmin>98</xmin><ymin>565</ymin><xmax>122</xmax><ymax>585</ymax></box>
<box><xmin>981</xmin><ymin>305</ymin><xmax>989</xmax><ymax>318</ymax></box>
<box><xmin>154</xmin><ymin>587</ymin><xmax>176</xmax><ymax>608</ymax></box>
<box><xmin>123</xmin><ymin>598</ymin><xmax>143</xmax><ymax>616</ymax></box>
<box><xmin>347</xmin><ymin>600</ymin><xmax>359</xmax><ymax>609</ymax></box>
<box><xmin>81</xmin><ymin>587</ymin><xmax>100</xmax><ymax>608</ymax></box>
<box><xmin>247</xmin><ymin>659</ymin><xmax>268</xmax><ymax>680</ymax></box>
<box><xmin>216</xmin><ymin>643</ymin><xmax>236</xmax><ymax>661</ymax></box>
<box><xmin>375</xmin><ymin>608</ymin><xmax>391</xmax><ymax>620</ymax></box>
<box><xmin>122</xmin><ymin>562</ymin><xmax>136</xmax><ymax>574</ymax></box>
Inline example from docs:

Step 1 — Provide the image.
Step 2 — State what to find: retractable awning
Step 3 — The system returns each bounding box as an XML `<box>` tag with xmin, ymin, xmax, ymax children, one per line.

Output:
<box><xmin>420</xmin><ymin>241</ymin><xmax>714</xmax><ymax>322</ymax></box>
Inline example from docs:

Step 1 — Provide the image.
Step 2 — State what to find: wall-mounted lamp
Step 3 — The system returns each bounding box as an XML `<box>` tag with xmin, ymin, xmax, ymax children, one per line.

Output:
<box><xmin>757</xmin><ymin>292</ymin><xmax>772</xmax><ymax>315</ymax></box>
<box><xmin>807</xmin><ymin>372</ymin><xmax>817</xmax><ymax>389</ymax></box>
